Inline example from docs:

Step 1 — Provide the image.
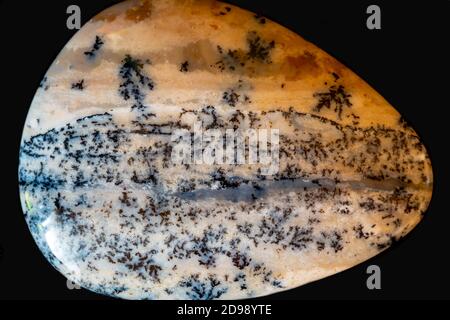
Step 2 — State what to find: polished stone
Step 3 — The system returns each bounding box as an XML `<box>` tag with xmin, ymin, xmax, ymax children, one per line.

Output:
<box><xmin>19</xmin><ymin>0</ymin><xmax>433</xmax><ymax>299</ymax></box>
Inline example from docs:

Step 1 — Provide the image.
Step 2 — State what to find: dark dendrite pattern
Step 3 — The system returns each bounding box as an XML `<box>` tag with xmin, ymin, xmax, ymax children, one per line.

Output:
<box><xmin>84</xmin><ymin>36</ymin><xmax>104</xmax><ymax>59</ymax></box>
<box><xmin>313</xmin><ymin>84</ymin><xmax>352</xmax><ymax>119</ymax></box>
<box><xmin>118</xmin><ymin>55</ymin><xmax>155</xmax><ymax>110</ymax></box>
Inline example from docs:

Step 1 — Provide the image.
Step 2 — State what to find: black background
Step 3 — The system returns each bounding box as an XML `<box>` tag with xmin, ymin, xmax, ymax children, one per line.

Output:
<box><xmin>0</xmin><ymin>0</ymin><xmax>449</xmax><ymax>301</ymax></box>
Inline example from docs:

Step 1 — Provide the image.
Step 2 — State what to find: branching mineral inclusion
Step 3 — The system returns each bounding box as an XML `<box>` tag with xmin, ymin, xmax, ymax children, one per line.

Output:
<box><xmin>19</xmin><ymin>0</ymin><xmax>433</xmax><ymax>299</ymax></box>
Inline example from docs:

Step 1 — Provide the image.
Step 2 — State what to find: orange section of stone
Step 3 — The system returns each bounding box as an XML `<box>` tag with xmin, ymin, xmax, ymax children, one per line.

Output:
<box><xmin>126</xmin><ymin>0</ymin><xmax>153</xmax><ymax>22</ymax></box>
<box><xmin>281</xmin><ymin>51</ymin><xmax>321</xmax><ymax>81</ymax></box>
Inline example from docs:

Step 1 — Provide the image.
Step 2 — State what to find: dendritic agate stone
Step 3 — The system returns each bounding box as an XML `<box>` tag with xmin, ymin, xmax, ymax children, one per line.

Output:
<box><xmin>19</xmin><ymin>0</ymin><xmax>433</xmax><ymax>299</ymax></box>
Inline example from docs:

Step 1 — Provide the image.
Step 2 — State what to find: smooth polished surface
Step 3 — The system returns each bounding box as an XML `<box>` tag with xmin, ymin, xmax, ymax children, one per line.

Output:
<box><xmin>19</xmin><ymin>0</ymin><xmax>432</xmax><ymax>299</ymax></box>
